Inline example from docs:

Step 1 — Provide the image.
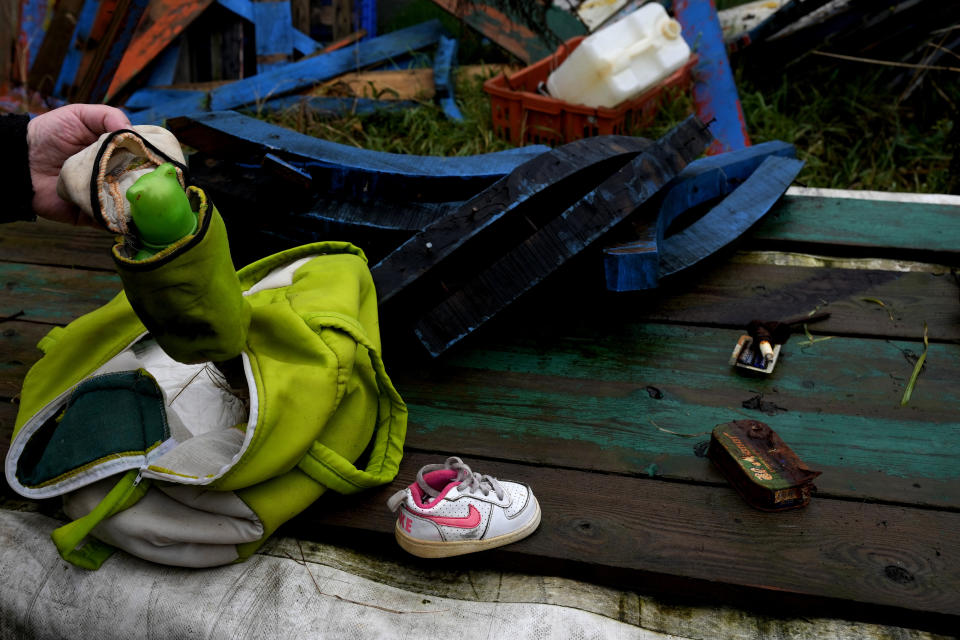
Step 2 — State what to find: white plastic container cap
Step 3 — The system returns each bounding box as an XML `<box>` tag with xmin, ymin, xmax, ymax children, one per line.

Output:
<box><xmin>546</xmin><ymin>3</ymin><xmax>691</xmax><ymax>109</ymax></box>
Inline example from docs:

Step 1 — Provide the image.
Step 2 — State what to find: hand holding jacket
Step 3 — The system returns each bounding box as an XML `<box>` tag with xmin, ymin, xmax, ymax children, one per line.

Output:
<box><xmin>1</xmin><ymin>104</ymin><xmax>130</xmax><ymax>225</ymax></box>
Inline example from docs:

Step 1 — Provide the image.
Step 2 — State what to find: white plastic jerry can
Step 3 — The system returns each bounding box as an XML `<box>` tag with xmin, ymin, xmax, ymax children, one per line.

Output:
<box><xmin>546</xmin><ymin>3</ymin><xmax>691</xmax><ymax>109</ymax></box>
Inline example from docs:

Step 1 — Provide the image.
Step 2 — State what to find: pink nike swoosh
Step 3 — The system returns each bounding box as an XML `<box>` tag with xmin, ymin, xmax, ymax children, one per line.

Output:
<box><xmin>419</xmin><ymin>504</ymin><xmax>482</xmax><ymax>529</ymax></box>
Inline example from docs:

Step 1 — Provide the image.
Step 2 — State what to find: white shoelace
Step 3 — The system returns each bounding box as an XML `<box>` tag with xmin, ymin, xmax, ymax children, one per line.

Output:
<box><xmin>388</xmin><ymin>456</ymin><xmax>505</xmax><ymax>512</ymax></box>
<box><xmin>443</xmin><ymin>457</ymin><xmax>505</xmax><ymax>501</ymax></box>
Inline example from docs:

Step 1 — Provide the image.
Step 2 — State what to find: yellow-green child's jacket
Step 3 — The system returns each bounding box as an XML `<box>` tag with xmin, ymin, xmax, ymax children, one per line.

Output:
<box><xmin>4</xmin><ymin>189</ymin><xmax>407</xmax><ymax>569</ymax></box>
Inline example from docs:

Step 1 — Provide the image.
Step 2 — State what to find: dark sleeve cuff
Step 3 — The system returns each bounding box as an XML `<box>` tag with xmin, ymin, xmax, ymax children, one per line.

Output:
<box><xmin>0</xmin><ymin>114</ymin><xmax>37</xmax><ymax>223</ymax></box>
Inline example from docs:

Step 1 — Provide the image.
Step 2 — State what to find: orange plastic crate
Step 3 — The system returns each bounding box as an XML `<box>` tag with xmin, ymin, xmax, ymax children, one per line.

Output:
<box><xmin>483</xmin><ymin>36</ymin><xmax>697</xmax><ymax>146</ymax></box>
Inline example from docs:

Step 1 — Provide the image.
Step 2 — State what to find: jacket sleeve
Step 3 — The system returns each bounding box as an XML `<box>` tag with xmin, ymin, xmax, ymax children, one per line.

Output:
<box><xmin>0</xmin><ymin>114</ymin><xmax>37</xmax><ymax>223</ymax></box>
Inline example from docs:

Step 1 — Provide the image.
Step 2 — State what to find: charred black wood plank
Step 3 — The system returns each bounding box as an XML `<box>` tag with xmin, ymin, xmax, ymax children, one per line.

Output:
<box><xmin>412</xmin><ymin>117</ymin><xmax>712</xmax><ymax>356</ymax></box>
<box><xmin>372</xmin><ymin>135</ymin><xmax>657</xmax><ymax>305</ymax></box>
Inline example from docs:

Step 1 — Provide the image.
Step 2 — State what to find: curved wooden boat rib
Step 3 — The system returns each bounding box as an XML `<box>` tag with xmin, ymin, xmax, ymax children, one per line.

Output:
<box><xmin>411</xmin><ymin>116</ymin><xmax>712</xmax><ymax>356</ymax></box>
<box><xmin>372</xmin><ymin>134</ymin><xmax>657</xmax><ymax>304</ymax></box>
<box><xmin>170</xmin><ymin>111</ymin><xmax>549</xmax><ymax>202</ymax></box>
<box><xmin>659</xmin><ymin>155</ymin><xmax>804</xmax><ymax>277</ymax></box>
<box><xmin>603</xmin><ymin>140</ymin><xmax>797</xmax><ymax>291</ymax></box>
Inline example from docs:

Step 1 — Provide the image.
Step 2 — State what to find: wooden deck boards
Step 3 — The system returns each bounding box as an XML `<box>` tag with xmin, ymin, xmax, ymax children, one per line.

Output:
<box><xmin>1</xmin><ymin>189</ymin><xmax>958</xmax><ymax>631</ymax></box>
<box><xmin>314</xmin><ymin>452</ymin><xmax>960</xmax><ymax>627</ymax></box>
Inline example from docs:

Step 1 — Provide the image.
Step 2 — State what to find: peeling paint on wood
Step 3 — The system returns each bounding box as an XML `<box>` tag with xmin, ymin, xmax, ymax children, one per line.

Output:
<box><xmin>674</xmin><ymin>0</ymin><xmax>751</xmax><ymax>154</ymax></box>
<box><xmin>105</xmin><ymin>0</ymin><xmax>213</xmax><ymax>101</ymax></box>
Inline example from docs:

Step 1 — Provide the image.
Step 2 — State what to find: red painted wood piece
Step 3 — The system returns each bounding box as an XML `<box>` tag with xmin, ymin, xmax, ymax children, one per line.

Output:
<box><xmin>105</xmin><ymin>0</ymin><xmax>214</xmax><ymax>101</ymax></box>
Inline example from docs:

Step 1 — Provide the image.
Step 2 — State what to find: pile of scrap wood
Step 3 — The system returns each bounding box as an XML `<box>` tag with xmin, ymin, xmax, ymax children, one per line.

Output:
<box><xmin>1</xmin><ymin>0</ymin><xmax>812</xmax><ymax>357</ymax></box>
<box><xmin>173</xmin><ymin>108</ymin><xmax>802</xmax><ymax>356</ymax></box>
<box><xmin>1</xmin><ymin>0</ymin><xmax>464</xmax><ymax>121</ymax></box>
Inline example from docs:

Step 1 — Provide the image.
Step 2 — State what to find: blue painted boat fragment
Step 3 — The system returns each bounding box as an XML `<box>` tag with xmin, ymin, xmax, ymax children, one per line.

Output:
<box><xmin>357</xmin><ymin>0</ymin><xmax>377</xmax><ymax>39</ymax></box>
<box><xmin>130</xmin><ymin>92</ymin><xmax>209</xmax><ymax>125</ymax></box>
<box><xmin>604</xmin><ymin>140</ymin><xmax>796</xmax><ymax>291</ymax></box>
<box><xmin>126</xmin><ymin>88</ymin><xmax>205</xmax><ymax>111</ymax></box>
<box><xmin>169</xmin><ymin>110</ymin><xmax>548</xmax><ymax>202</ymax></box>
<box><xmin>20</xmin><ymin>0</ymin><xmax>50</xmax><ymax>71</ymax></box>
<box><xmin>216</xmin><ymin>0</ymin><xmax>253</xmax><ymax>21</ymax></box>
<box><xmin>434</xmin><ymin>36</ymin><xmax>463</xmax><ymax>121</ymax></box>
<box><xmin>144</xmin><ymin>41</ymin><xmax>182</xmax><ymax>87</ymax></box>
<box><xmin>252</xmin><ymin>0</ymin><xmax>293</xmax><ymax>72</ymax></box>
<box><xmin>674</xmin><ymin>0</ymin><xmax>750</xmax><ymax>154</ymax></box>
<box><xmin>291</xmin><ymin>29</ymin><xmax>323</xmax><ymax>56</ymax></box>
<box><xmin>54</xmin><ymin>0</ymin><xmax>100</xmax><ymax>98</ymax></box>
<box><xmin>658</xmin><ymin>155</ymin><xmax>803</xmax><ymax>277</ymax></box>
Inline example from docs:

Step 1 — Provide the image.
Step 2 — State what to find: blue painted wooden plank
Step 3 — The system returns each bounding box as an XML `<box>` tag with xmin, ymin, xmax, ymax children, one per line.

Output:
<box><xmin>134</xmin><ymin>20</ymin><xmax>447</xmax><ymax>123</ymax></box>
<box><xmin>129</xmin><ymin>92</ymin><xmax>209</xmax><ymax>125</ymax></box>
<box><xmin>21</xmin><ymin>0</ymin><xmax>50</xmax><ymax>70</ymax></box>
<box><xmin>263</xmin><ymin>152</ymin><xmax>312</xmax><ymax>187</ymax></box>
<box><xmin>215</xmin><ymin>0</ymin><xmax>253</xmax><ymax>21</ymax></box>
<box><xmin>659</xmin><ymin>139</ymin><xmax>795</xmax><ymax>231</ymax></box>
<box><xmin>658</xmin><ymin>155</ymin><xmax>804</xmax><ymax>276</ymax></box>
<box><xmin>144</xmin><ymin>40</ymin><xmax>182</xmax><ymax>87</ymax></box>
<box><xmin>291</xmin><ymin>28</ymin><xmax>322</xmax><ymax>56</ymax></box>
<box><xmin>252</xmin><ymin>0</ymin><xmax>293</xmax><ymax>72</ymax></box>
<box><xmin>603</xmin><ymin>140</ymin><xmax>795</xmax><ymax>292</ymax></box>
<box><xmin>433</xmin><ymin>35</ymin><xmax>463</xmax><ymax>121</ymax></box>
<box><xmin>54</xmin><ymin>0</ymin><xmax>99</xmax><ymax>97</ymax></box>
<box><xmin>212</xmin><ymin>19</ymin><xmax>445</xmax><ymax>109</ymax></box>
<box><xmin>125</xmin><ymin>87</ymin><xmax>205</xmax><ymax>111</ymax></box>
<box><xmin>437</xmin><ymin>96</ymin><xmax>463</xmax><ymax>121</ymax></box>
<box><xmin>674</xmin><ymin>0</ymin><xmax>750</xmax><ymax>155</ymax></box>
<box><xmin>357</xmin><ymin>0</ymin><xmax>376</xmax><ymax>39</ymax></box>
<box><xmin>169</xmin><ymin>110</ymin><xmax>549</xmax><ymax>202</ymax></box>
<box><xmin>87</xmin><ymin>0</ymin><xmax>151</xmax><ymax>103</ymax></box>
<box><xmin>256</xmin><ymin>94</ymin><xmax>422</xmax><ymax>116</ymax></box>
<box><xmin>211</xmin><ymin>19</ymin><xmax>445</xmax><ymax>109</ymax></box>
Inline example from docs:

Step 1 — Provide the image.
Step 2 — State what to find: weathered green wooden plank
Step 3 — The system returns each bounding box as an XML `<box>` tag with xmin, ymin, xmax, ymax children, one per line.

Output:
<box><xmin>752</xmin><ymin>196</ymin><xmax>960</xmax><ymax>257</ymax></box>
<box><xmin>0</xmin><ymin>400</ymin><xmax>16</xmax><ymax>496</ymax></box>
<box><xmin>313</xmin><ymin>452</ymin><xmax>960</xmax><ymax>628</ymax></box>
<box><xmin>642</xmin><ymin>260</ymin><xmax>960</xmax><ymax>342</ymax></box>
<box><xmin>0</xmin><ymin>221</ymin><xmax>115</xmax><ymax>270</ymax></box>
<box><xmin>0</xmin><ymin>321</ymin><xmax>46</xmax><ymax>400</ymax></box>
<box><xmin>390</xmin><ymin>323</ymin><xmax>960</xmax><ymax>508</ymax></box>
<box><xmin>0</xmin><ymin>263</ymin><xmax>120</xmax><ymax>325</ymax></box>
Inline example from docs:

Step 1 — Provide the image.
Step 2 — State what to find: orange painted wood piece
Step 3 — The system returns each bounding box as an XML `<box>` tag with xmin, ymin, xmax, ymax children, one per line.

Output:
<box><xmin>318</xmin><ymin>28</ymin><xmax>366</xmax><ymax>55</ymax></box>
<box><xmin>429</xmin><ymin>0</ymin><xmax>553</xmax><ymax>64</ymax></box>
<box><xmin>105</xmin><ymin>0</ymin><xmax>214</xmax><ymax>101</ymax></box>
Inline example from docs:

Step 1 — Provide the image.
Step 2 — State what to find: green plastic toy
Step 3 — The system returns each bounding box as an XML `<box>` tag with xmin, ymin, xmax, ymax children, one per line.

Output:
<box><xmin>125</xmin><ymin>163</ymin><xmax>197</xmax><ymax>260</ymax></box>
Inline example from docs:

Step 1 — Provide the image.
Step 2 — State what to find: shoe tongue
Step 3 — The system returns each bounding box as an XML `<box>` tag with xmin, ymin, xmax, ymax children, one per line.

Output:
<box><xmin>417</xmin><ymin>469</ymin><xmax>459</xmax><ymax>498</ymax></box>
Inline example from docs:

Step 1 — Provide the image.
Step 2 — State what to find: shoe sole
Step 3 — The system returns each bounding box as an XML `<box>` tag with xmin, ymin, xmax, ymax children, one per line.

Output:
<box><xmin>394</xmin><ymin>497</ymin><xmax>542</xmax><ymax>558</ymax></box>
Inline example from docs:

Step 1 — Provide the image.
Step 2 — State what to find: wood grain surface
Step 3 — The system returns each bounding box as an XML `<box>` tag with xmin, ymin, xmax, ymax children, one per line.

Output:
<box><xmin>309</xmin><ymin>452</ymin><xmax>960</xmax><ymax>630</ymax></box>
<box><xmin>1</xmin><ymin>184</ymin><xmax>957</xmax><ymax>629</ymax></box>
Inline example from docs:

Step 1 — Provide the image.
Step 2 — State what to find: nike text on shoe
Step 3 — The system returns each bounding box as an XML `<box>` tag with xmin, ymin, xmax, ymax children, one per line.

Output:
<box><xmin>386</xmin><ymin>456</ymin><xmax>541</xmax><ymax>558</ymax></box>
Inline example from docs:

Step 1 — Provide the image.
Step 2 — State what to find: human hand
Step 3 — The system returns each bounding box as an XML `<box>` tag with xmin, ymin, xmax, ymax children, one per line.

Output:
<box><xmin>27</xmin><ymin>104</ymin><xmax>131</xmax><ymax>226</ymax></box>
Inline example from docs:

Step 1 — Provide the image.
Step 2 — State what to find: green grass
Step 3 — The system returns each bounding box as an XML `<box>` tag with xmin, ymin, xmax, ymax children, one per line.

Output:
<box><xmin>740</xmin><ymin>69</ymin><xmax>958</xmax><ymax>192</ymax></box>
<box><xmin>255</xmin><ymin>43</ymin><xmax>958</xmax><ymax>194</ymax></box>
<box><xmin>250</xmin><ymin>71</ymin><xmax>515</xmax><ymax>157</ymax></box>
